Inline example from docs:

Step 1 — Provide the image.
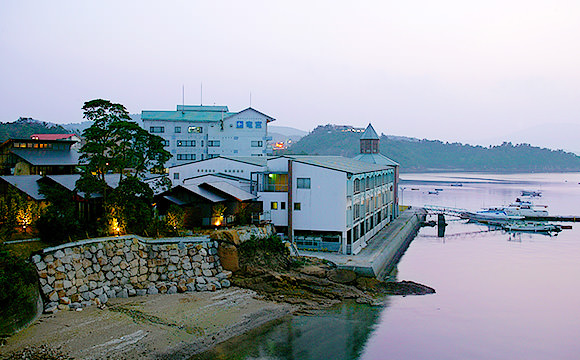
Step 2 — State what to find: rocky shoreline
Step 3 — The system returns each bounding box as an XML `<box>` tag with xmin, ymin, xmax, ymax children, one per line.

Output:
<box><xmin>1</xmin><ymin>251</ymin><xmax>434</xmax><ymax>360</ymax></box>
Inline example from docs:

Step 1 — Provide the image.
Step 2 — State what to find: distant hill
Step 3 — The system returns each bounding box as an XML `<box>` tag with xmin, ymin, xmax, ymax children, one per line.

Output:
<box><xmin>63</xmin><ymin>114</ymin><xmax>142</xmax><ymax>134</ymax></box>
<box><xmin>0</xmin><ymin>118</ymin><xmax>70</xmax><ymax>143</ymax></box>
<box><xmin>287</xmin><ymin>124</ymin><xmax>580</xmax><ymax>173</ymax></box>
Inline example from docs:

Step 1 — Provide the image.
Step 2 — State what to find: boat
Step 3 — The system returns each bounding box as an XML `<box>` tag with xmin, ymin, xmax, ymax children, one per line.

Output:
<box><xmin>461</xmin><ymin>209</ymin><xmax>524</xmax><ymax>224</ymax></box>
<box><xmin>428</xmin><ymin>190</ymin><xmax>439</xmax><ymax>195</ymax></box>
<box><xmin>450</xmin><ymin>183</ymin><xmax>463</xmax><ymax>187</ymax></box>
<box><xmin>503</xmin><ymin>221</ymin><xmax>561</xmax><ymax>233</ymax></box>
<box><xmin>521</xmin><ymin>190</ymin><xmax>542</xmax><ymax>197</ymax></box>
<box><xmin>489</xmin><ymin>198</ymin><xmax>549</xmax><ymax>218</ymax></box>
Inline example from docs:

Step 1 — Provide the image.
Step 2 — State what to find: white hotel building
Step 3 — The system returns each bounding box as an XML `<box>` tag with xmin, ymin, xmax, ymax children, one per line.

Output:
<box><xmin>166</xmin><ymin>124</ymin><xmax>399</xmax><ymax>255</ymax></box>
<box><xmin>142</xmin><ymin>105</ymin><xmax>274</xmax><ymax>167</ymax></box>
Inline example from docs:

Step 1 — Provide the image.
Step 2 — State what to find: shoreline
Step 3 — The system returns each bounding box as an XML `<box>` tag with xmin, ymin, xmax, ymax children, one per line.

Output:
<box><xmin>0</xmin><ymin>288</ymin><xmax>295</xmax><ymax>360</ymax></box>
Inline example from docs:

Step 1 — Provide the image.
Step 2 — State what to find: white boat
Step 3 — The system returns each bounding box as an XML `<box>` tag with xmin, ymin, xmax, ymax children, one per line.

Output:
<box><xmin>503</xmin><ymin>221</ymin><xmax>561</xmax><ymax>233</ymax></box>
<box><xmin>487</xmin><ymin>198</ymin><xmax>549</xmax><ymax>218</ymax></box>
<box><xmin>521</xmin><ymin>190</ymin><xmax>541</xmax><ymax>197</ymax></box>
<box><xmin>461</xmin><ymin>209</ymin><xmax>524</xmax><ymax>223</ymax></box>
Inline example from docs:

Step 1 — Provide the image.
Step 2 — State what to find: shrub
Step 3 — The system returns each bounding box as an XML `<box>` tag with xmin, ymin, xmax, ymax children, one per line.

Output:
<box><xmin>0</xmin><ymin>246</ymin><xmax>39</xmax><ymax>335</ymax></box>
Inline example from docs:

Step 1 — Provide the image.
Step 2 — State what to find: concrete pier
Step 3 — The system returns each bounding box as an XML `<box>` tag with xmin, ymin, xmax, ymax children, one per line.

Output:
<box><xmin>298</xmin><ymin>208</ymin><xmax>426</xmax><ymax>279</ymax></box>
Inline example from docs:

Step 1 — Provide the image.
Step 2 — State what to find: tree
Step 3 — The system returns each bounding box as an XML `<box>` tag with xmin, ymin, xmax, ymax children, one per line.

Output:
<box><xmin>77</xmin><ymin>99</ymin><xmax>171</xmax><ymax>235</ymax></box>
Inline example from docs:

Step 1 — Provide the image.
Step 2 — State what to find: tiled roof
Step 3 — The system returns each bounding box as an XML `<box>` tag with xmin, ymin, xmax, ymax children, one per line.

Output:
<box><xmin>360</xmin><ymin>124</ymin><xmax>379</xmax><ymax>140</ymax></box>
<box><xmin>200</xmin><ymin>181</ymin><xmax>256</xmax><ymax>201</ymax></box>
<box><xmin>30</xmin><ymin>134</ymin><xmax>77</xmax><ymax>141</ymax></box>
<box><xmin>141</xmin><ymin>110</ymin><xmax>235</xmax><ymax>122</ymax></box>
<box><xmin>0</xmin><ymin>175</ymin><xmax>44</xmax><ymax>200</ymax></box>
<box><xmin>11</xmin><ymin>149</ymin><xmax>80</xmax><ymax>166</ymax></box>
<box><xmin>284</xmin><ymin>155</ymin><xmax>390</xmax><ymax>174</ymax></box>
<box><xmin>353</xmin><ymin>153</ymin><xmax>399</xmax><ymax>167</ymax></box>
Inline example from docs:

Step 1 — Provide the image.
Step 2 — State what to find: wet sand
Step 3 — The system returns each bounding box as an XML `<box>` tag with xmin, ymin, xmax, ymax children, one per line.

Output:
<box><xmin>0</xmin><ymin>288</ymin><xmax>295</xmax><ymax>360</ymax></box>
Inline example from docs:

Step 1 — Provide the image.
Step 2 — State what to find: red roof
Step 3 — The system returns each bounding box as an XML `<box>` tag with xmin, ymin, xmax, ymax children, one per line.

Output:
<box><xmin>30</xmin><ymin>134</ymin><xmax>77</xmax><ymax>141</ymax></box>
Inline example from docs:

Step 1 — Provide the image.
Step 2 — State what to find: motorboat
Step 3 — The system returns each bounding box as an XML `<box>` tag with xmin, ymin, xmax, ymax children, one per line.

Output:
<box><xmin>486</xmin><ymin>198</ymin><xmax>549</xmax><ymax>218</ymax></box>
<box><xmin>461</xmin><ymin>209</ymin><xmax>524</xmax><ymax>223</ymax></box>
<box><xmin>503</xmin><ymin>221</ymin><xmax>561</xmax><ymax>233</ymax></box>
<box><xmin>521</xmin><ymin>190</ymin><xmax>541</xmax><ymax>197</ymax></box>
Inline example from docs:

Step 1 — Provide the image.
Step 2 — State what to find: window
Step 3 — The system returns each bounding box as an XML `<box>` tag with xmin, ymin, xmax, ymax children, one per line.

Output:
<box><xmin>174</xmin><ymin>173</ymin><xmax>179</xmax><ymax>180</ymax></box>
<box><xmin>246</xmin><ymin>121</ymin><xmax>253</xmax><ymax>128</ymax></box>
<box><xmin>174</xmin><ymin>126</ymin><xmax>181</xmax><ymax>133</ymax></box>
<box><xmin>162</xmin><ymin>140</ymin><xmax>170</xmax><ymax>147</ymax></box>
<box><xmin>236</xmin><ymin>121</ymin><xmax>244</xmax><ymax>128</ymax></box>
<box><xmin>149</xmin><ymin>126</ymin><xmax>164</xmax><ymax>133</ymax></box>
<box><xmin>297</xmin><ymin>178</ymin><xmax>311</xmax><ymax>189</ymax></box>
<box><xmin>255</xmin><ymin>121</ymin><xmax>262</xmax><ymax>128</ymax></box>
<box><xmin>251</xmin><ymin>140</ymin><xmax>263</xmax><ymax>147</ymax></box>
<box><xmin>207</xmin><ymin>140</ymin><xmax>220</xmax><ymax>147</ymax></box>
<box><xmin>354</xmin><ymin>179</ymin><xmax>361</xmax><ymax>193</ymax></box>
<box><xmin>177</xmin><ymin>154</ymin><xmax>196</xmax><ymax>160</ymax></box>
<box><xmin>177</xmin><ymin>140</ymin><xmax>196</xmax><ymax>147</ymax></box>
<box><xmin>271</xmin><ymin>202</ymin><xmax>278</xmax><ymax>210</ymax></box>
<box><xmin>188</xmin><ymin>126</ymin><xmax>203</xmax><ymax>133</ymax></box>
<box><xmin>294</xmin><ymin>202</ymin><xmax>301</xmax><ymax>211</ymax></box>
<box><xmin>281</xmin><ymin>202</ymin><xmax>286</xmax><ymax>210</ymax></box>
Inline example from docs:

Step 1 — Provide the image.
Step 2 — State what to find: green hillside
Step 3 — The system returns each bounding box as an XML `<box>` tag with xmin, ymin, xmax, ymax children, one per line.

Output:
<box><xmin>286</xmin><ymin>125</ymin><xmax>580</xmax><ymax>172</ymax></box>
<box><xmin>0</xmin><ymin>118</ymin><xmax>70</xmax><ymax>143</ymax></box>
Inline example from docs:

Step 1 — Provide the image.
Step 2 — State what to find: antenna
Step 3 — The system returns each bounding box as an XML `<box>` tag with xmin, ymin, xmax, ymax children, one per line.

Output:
<box><xmin>200</xmin><ymin>83</ymin><xmax>203</xmax><ymax>106</ymax></box>
<box><xmin>182</xmin><ymin>85</ymin><xmax>185</xmax><ymax>112</ymax></box>
<box><xmin>249</xmin><ymin>91</ymin><xmax>252</xmax><ymax>108</ymax></box>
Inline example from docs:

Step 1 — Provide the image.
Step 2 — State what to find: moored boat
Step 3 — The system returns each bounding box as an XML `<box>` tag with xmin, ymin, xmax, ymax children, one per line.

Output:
<box><xmin>503</xmin><ymin>221</ymin><xmax>561</xmax><ymax>233</ymax></box>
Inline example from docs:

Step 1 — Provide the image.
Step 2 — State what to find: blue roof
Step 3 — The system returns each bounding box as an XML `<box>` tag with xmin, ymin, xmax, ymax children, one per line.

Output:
<box><xmin>360</xmin><ymin>124</ymin><xmax>380</xmax><ymax>140</ymax></box>
<box><xmin>176</xmin><ymin>105</ymin><xmax>229</xmax><ymax>112</ymax></box>
<box><xmin>141</xmin><ymin>110</ymin><xmax>235</xmax><ymax>122</ymax></box>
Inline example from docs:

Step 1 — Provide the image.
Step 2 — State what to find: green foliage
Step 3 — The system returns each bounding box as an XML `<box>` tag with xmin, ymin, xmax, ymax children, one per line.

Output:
<box><xmin>288</xmin><ymin>126</ymin><xmax>580</xmax><ymax>172</ymax></box>
<box><xmin>238</xmin><ymin>234</ymin><xmax>288</xmax><ymax>257</ymax></box>
<box><xmin>0</xmin><ymin>117</ymin><xmax>70</xmax><ymax>143</ymax></box>
<box><xmin>107</xmin><ymin>176</ymin><xmax>154</xmax><ymax>235</ymax></box>
<box><xmin>0</xmin><ymin>245</ymin><xmax>39</xmax><ymax>335</ymax></box>
<box><xmin>0</xmin><ymin>188</ymin><xmax>38</xmax><ymax>241</ymax></box>
<box><xmin>36</xmin><ymin>182</ymin><xmax>81</xmax><ymax>245</ymax></box>
<box><xmin>76</xmin><ymin>99</ymin><xmax>171</xmax><ymax>236</ymax></box>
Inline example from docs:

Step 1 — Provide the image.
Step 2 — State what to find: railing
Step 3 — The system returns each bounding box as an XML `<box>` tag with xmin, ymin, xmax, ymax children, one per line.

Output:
<box><xmin>259</xmin><ymin>184</ymin><xmax>289</xmax><ymax>192</ymax></box>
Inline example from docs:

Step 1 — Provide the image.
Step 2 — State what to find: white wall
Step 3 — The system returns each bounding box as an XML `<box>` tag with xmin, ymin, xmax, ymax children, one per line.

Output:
<box><xmin>291</xmin><ymin>161</ymin><xmax>347</xmax><ymax>232</ymax></box>
<box><xmin>168</xmin><ymin>157</ymin><xmax>264</xmax><ymax>186</ymax></box>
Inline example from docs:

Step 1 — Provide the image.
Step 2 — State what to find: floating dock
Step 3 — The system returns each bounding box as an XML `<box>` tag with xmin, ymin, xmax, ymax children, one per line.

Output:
<box><xmin>298</xmin><ymin>208</ymin><xmax>426</xmax><ymax>279</ymax></box>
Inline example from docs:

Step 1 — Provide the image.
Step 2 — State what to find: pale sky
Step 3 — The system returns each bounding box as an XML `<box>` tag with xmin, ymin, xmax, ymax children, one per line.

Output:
<box><xmin>2</xmin><ymin>1</ymin><xmax>580</xmax><ymax>146</ymax></box>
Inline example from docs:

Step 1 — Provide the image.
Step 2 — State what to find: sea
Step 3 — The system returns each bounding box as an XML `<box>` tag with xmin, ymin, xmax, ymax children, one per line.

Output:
<box><xmin>192</xmin><ymin>173</ymin><xmax>580</xmax><ymax>360</ymax></box>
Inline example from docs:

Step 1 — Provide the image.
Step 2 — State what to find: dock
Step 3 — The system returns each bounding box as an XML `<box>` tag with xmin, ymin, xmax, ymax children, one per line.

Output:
<box><xmin>298</xmin><ymin>208</ymin><xmax>426</xmax><ymax>279</ymax></box>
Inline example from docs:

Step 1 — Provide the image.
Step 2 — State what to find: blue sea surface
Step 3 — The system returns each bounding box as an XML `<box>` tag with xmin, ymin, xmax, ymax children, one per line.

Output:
<box><xmin>193</xmin><ymin>173</ymin><xmax>580</xmax><ymax>360</ymax></box>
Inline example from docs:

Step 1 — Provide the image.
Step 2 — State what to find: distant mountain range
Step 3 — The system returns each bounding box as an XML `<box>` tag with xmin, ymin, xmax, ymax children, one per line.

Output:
<box><xmin>4</xmin><ymin>116</ymin><xmax>579</xmax><ymax>172</ymax></box>
<box><xmin>285</xmin><ymin>124</ymin><xmax>580</xmax><ymax>173</ymax></box>
<box><xmin>472</xmin><ymin>123</ymin><xmax>580</xmax><ymax>156</ymax></box>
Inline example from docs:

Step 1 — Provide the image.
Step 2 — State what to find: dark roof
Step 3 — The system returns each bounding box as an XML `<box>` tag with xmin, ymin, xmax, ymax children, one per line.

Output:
<box><xmin>200</xmin><ymin>181</ymin><xmax>256</xmax><ymax>201</ymax></box>
<box><xmin>0</xmin><ymin>175</ymin><xmax>44</xmax><ymax>200</ymax></box>
<box><xmin>11</xmin><ymin>149</ymin><xmax>80</xmax><ymax>166</ymax></box>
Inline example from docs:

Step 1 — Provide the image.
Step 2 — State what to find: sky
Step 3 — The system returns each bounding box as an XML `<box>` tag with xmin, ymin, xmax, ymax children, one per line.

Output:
<box><xmin>1</xmin><ymin>1</ymin><xmax>580</xmax><ymax>147</ymax></box>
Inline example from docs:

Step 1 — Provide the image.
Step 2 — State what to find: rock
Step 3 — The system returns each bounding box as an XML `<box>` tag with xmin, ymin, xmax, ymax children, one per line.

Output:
<box><xmin>147</xmin><ymin>285</ymin><xmax>158</xmax><ymax>295</ymax></box>
<box><xmin>327</xmin><ymin>269</ymin><xmax>357</xmax><ymax>284</ymax></box>
<box><xmin>59</xmin><ymin>297</ymin><xmax>71</xmax><ymax>305</ymax></box>
<box><xmin>117</xmin><ymin>289</ymin><xmax>129</xmax><ymax>298</ymax></box>
<box><xmin>98</xmin><ymin>293</ymin><xmax>109</xmax><ymax>304</ymax></box>
<box><xmin>167</xmin><ymin>285</ymin><xmax>178</xmax><ymax>294</ymax></box>
<box><xmin>44</xmin><ymin>305</ymin><xmax>58</xmax><ymax>314</ymax></box>
<box><xmin>220</xmin><ymin>279</ymin><xmax>231</xmax><ymax>288</ymax></box>
<box><xmin>136</xmin><ymin>289</ymin><xmax>147</xmax><ymax>296</ymax></box>
<box><xmin>57</xmin><ymin>304</ymin><xmax>70</xmax><ymax>311</ymax></box>
<box><xmin>54</xmin><ymin>250</ymin><xmax>65</xmax><ymax>259</ymax></box>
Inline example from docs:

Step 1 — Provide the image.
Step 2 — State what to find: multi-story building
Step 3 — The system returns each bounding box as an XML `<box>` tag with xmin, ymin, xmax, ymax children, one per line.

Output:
<box><xmin>142</xmin><ymin>105</ymin><xmax>275</xmax><ymax>167</ymax></box>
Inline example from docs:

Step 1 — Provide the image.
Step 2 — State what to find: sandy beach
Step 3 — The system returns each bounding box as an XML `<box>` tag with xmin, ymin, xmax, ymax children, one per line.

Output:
<box><xmin>0</xmin><ymin>288</ymin><xmax>294</xmax><ymax>360</ymax></box>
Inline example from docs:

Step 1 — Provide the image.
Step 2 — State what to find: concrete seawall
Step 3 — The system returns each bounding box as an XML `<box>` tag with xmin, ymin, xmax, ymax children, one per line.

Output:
<box><xmin>298</xmin><ymin>208</ymin><xmax>426</xmax><ymax>278</ymax></box>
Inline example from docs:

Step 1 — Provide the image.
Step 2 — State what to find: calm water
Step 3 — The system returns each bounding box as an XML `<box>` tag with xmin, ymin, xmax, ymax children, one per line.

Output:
<box><xmin>194</xmin><ymin>173</ymin><xmax>580</xmax><ymax>360</ymax></box>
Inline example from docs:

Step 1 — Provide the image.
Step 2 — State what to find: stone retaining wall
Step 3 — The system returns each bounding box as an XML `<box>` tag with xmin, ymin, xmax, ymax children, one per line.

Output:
<box><xmin>31</xmin><ymin>235</ymin><xmax>231</xmax><ymax>313</ymax></box>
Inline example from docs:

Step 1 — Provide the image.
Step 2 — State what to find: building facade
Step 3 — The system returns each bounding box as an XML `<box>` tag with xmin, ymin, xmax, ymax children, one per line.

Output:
<box><xmin>142</xmin><ymin>105</ymin><xmax>275</xmax><ymax>167</ymax></box>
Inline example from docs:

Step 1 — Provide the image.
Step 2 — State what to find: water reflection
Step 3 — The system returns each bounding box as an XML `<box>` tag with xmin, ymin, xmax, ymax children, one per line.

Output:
<box><xmin>191</xmin><ymin>301</ymin><xmax>386</xmax><ymax>360</ymax></box>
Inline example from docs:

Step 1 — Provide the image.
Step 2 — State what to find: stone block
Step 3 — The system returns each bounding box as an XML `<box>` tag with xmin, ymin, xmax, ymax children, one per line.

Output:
<box><xmin>136</xmin><ymin>289</ymin><xmax>147</xmax><ymax>296</ymax></box>
<box><xmin>167</xmin><ymin>286</ymin><xmax>178</xmax><ymax>294</ymax></box>
<box><xmin>147</xmin><ymin>285</ymin><xmax>158</xmax><ymax>295</ymax></box>
<box><xmin>220</xmin><ymin>279</ymin><xmax>231</xmax><ymax>288</ymax></box>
